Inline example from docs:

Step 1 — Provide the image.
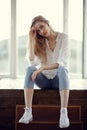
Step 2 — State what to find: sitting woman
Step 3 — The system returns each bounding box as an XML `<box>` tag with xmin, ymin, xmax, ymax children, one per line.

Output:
<box><xmin>19</xmin><ymin>15</ymin><xmax>70</xmax><ymax>128</ymax></box>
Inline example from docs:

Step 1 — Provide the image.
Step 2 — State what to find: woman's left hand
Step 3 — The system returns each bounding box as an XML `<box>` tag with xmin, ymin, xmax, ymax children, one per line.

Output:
<box><xmin>31</xmin><ymin>67</ymin><xmax>44</xmax><ymax>81</ymax></box>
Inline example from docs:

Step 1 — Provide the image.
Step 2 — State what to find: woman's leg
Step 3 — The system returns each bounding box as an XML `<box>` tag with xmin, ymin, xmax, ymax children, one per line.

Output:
<box><xmin>19</xmin><ymin>66</ymin><xmax>51</xmax><ymax>124</ymax></box>
<box><xmin>57</xmin><ymin>66</ymin><xmax>70</xmax><ymax>128</ymax></box>
<box><xmin>23</xmin><ymin>66</ymin><xmax>37</xmax><ymax>108</ymax></box>
<box><xmin>57</xmin><ymin>66</ymin><xmax>70</xmax><ymax>108</ymax></box>
<box><xmin>19</xmin><ymin>66</ymin><xmax>36</xmax><ymax>124</ymax></box>
<box><xmin>59</xmin><ymin>90</ymin><xmax>69</xmax><ymax>108</ymax></box>
<box><xmin>24</xmin><ymin>88</ymin><xmax>34</xmax><ymax>108</ymax></box>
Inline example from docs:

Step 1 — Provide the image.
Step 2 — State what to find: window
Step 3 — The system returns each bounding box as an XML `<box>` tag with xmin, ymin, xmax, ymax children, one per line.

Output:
<box><xmin>0</xmin><ymin>0</ymin><xmax>11</xmax><ymax>75</ymax></box>
<box><xmin>0</xmin><ymin>0</ymin><xmax>86</xmax><ymax>81</ymax></box>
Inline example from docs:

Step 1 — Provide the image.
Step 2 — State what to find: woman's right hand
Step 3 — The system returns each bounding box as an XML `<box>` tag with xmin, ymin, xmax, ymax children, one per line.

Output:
<box><xmin>29</xmin><ymin>27</ymin><xmax>37</xmax><ymax>40</ymax></box>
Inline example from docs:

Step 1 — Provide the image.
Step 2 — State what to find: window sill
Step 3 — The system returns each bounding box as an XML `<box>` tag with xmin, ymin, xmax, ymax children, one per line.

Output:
<box><xmin>0</xmin><ymin>78</ymin><xmax>87</xmax><ymax>90</ymax></box>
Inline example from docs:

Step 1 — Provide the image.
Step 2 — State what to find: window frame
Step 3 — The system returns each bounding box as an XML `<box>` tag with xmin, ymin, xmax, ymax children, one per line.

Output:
<box><xmin>83</xmin><ymin>0</ymin><xmax>87</xmax><ymax>78</ymax></box>
<box><xmin>10</xmin><ymin>0</ymin><xmax>17</xmax><ymax>78</ymax></box>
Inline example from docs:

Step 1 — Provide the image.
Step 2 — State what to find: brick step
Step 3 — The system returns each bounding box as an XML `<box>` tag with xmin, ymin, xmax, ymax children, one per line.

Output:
<box><xmin>16</xmin><ymin>105</ymin><xmax>81</xmax><ymax>122</ymax></box>
<box><xmin>16</xmin><ymin>121</ymin><xmax>83</xmax><ymax>130</ymax></box>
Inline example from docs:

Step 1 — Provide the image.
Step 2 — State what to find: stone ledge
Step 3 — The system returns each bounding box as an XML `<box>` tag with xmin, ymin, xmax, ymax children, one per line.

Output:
<box><xmin>0</xmin><ymin>78</ymin><xmax>87</xmax><ymax>90</ymax></box>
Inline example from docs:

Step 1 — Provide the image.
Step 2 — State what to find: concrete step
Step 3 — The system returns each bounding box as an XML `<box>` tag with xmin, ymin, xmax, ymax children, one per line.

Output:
<box><xmin>16</xmin><ymin>105</ymin><xmax>81</xmax><ymax>122</ymax></box>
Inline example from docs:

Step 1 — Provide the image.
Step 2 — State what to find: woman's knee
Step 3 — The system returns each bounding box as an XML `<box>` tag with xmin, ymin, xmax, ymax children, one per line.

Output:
<box><xmin>26</xmin><ymin>66</ymin><xmax>37</xmax><ymax>73</ymax></box>
<box><xmin>25</xmin><ymin>66</ymin><xmax>37</xmax><ymax>81</ymax></box>
<box><xmin>24</xmin><ymin>66</ymin><xmax>36</xmax><ymax>88</ymax></box>
<box><xmin>57</xmin><ymin>66</ymin><xmax>68</xmax><ymax>75</ymax></box>
<box><xmin>57</xmin><ymin>66</ymin><xmax>70</xmax><ymax>90</ymax></box>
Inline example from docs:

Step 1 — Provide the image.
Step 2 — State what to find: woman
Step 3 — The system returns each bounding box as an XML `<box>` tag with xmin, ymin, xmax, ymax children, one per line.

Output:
<box><xmin>19</xmin><ymin>15</ymin><xmax>70</xmax><ymax>128</ymax></box>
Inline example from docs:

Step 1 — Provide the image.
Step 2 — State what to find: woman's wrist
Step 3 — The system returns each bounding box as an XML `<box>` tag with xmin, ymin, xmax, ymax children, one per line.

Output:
<box><xmin>39</xmin><ymin>66</ymin><xmax>45</xmax><ymax>72</ymax></box>
<box><xmin>39</xmin><ymin>63</ymin><xmax>59</xmax><ymax>71</ymax></box>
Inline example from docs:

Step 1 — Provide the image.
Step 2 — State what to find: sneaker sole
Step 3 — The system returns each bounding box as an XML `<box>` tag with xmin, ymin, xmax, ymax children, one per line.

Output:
<box><xmin>59</xmin><ymin>122</ymin><xmax>70</xmax><ymax>128</ymax></box>
<box><xmin>19</xmin><ymin>117</ymin><xmax>33</xmax><ymax>124</ymax></box>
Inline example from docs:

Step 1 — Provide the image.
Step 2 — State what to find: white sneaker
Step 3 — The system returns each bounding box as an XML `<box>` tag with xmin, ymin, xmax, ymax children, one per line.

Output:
<box><xmin>59</xmin><ymin>108</ymin><xmax>70</xmax><ymax>128</ymax></box>
<box><xmin>19</xmin><ymin>107</ymin><xmax>33</xmax><ymax>124</ymax></box>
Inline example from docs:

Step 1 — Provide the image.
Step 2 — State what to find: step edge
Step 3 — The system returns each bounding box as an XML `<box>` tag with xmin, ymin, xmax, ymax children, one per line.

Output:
<box><xmin>16</xmin><ymin>120</ymin><xmax>83</xmax><ymax>124</ymax></box>
<box><xmin>16</xmin><ymin>105</ymin><xmax>81</xmax><ymax>108</ymax></box>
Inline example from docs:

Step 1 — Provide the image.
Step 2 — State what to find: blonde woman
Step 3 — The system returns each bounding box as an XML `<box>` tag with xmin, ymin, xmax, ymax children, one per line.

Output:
<box><xmin>19</xmin><ymin>15</ymin><xmax>70</xmax><ymax>128</ymax></box>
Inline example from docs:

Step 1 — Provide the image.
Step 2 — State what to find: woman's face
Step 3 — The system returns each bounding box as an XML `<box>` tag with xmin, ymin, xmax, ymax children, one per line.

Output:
<box><xmin>34</xmin><ymin>21</ymin><xmax>51</xmax><ymax>37</ymax></box>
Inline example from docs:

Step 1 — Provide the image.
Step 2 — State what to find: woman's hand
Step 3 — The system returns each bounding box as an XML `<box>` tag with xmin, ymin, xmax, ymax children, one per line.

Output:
<box><xmin>29</xmin><ymin>27</ymin><xmax>37</xmax><ymax>40</ymax></box>
<box><xmin>31</xmin><ymin>67</ymin><xmax>44</xmax><ymax>81</ymax></box>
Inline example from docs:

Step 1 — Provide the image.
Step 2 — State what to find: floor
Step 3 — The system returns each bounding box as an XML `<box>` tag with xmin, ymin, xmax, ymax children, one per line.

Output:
<box><xmin>0</xmin><ymin>78</ymin><xmax>87</xmax><ymax>90</ymax></box>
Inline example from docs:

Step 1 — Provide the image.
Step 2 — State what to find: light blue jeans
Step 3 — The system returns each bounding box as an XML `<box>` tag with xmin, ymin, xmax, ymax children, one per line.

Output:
<box><xmin>24</xmin><ymin>66</ymin><xmax>70</xmax><ymax>90</ymax></box>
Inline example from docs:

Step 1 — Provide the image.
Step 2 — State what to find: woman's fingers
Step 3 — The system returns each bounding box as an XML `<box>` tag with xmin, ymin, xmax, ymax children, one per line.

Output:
<box><xmin>31</xmin><ymin>70</ymin><xmax>41</xmax><ymax>81</ymax></box>
<box><xmin>32</xmin><ymin>71</ymin><xmax>37</xmax><ymax>81</ymax></box>
<box><xmin>29</xmin><ymin>28</ymin><xmax>37</xmax><ymax>38</ymax></box>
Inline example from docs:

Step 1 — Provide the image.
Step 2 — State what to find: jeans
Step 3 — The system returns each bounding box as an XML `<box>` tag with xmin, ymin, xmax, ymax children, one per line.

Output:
<box><xmin>24</xmin><ymin>66</ymin><xmax>70</xmax><ymax>90</ymax></box>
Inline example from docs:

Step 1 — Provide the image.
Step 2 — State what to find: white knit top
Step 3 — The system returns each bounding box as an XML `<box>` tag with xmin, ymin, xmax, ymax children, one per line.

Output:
<box><xmin>29</xmin><ymin>32</ymin><xmax>70</xmax><ymax>79</ymax></box>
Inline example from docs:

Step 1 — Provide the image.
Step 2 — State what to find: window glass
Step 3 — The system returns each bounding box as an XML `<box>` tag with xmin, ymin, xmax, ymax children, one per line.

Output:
<box><xmin>69</xmin><ymin>0</ymin><xmax>83</xmax><ymax>78</ymax></box>
<box><xmin>0</xmin><ymin>0</ymin><xmax>11</xmax><ymax>74</ymax></box>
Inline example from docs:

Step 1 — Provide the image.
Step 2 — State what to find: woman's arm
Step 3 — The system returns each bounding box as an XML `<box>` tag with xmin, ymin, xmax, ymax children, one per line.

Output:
<box><xmin>41</xmin><ymin>63</ymin><xmax>59</xmax><ymax>70</ymax></box>
<box><xmin>28</xmin><ymin>38</ymin><xmax>35</xmax><ymax>61</ymax></box>
<box><xmin>28</xmin><ymin>28</ymin><xmax>36</xmax><ymax>61</ymax></box>
<box><xmin>27</xmin><ymin>38</ymin><xmax>40</xmax><ymax>66</ymax></box>
<box><xmin>31</xmin><ymin>63</ymin><xmax>59</xmax><ymax>81</ymax></box>
<box><xmin>26</xmin><ymin>28</ymin><xmax>40</xmax><ymax>66</ymax></box>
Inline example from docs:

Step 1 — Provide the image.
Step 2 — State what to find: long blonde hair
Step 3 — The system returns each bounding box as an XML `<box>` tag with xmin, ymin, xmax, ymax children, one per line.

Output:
<box><xmin>29</xmin><ymin>15</ymin><xmax>53</xmax><ymax>63</ymax></box>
